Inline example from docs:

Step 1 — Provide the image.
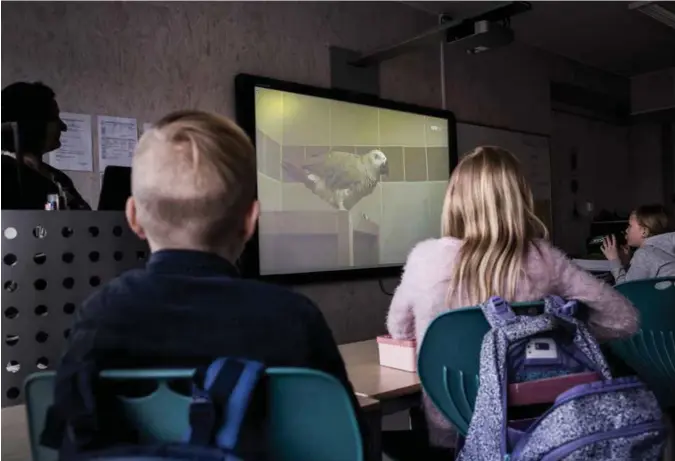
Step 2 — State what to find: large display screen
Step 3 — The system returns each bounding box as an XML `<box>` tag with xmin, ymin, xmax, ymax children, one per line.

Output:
<box><xmin>238</xmin><ymin>75</ymin><xmax>456</xmax><ymax>278</ymax></box>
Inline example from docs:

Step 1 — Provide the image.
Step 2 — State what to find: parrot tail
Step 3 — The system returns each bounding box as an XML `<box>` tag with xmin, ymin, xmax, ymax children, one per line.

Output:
<box><xmin>282</xmin><ymin>161</ymin><xmax>316</xmax><ymax>191</ymax></box>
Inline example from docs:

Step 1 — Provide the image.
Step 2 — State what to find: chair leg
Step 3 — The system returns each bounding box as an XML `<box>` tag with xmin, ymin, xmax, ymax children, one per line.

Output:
<box><xmin>409</xmin><ymin>406</ymin><xmax>428</xmax><ymax>438</ymax></box>
<box><xmin>664</xmin><ymin>408</ymin><xmax>674</xmax><ymax>461</ymax></box>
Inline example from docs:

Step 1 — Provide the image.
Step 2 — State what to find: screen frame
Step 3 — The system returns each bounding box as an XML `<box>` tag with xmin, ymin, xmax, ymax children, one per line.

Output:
<box><xmin>235</xmin><ymin>73</ymin><xmax>458</xmax><ymax>284</ymax></box>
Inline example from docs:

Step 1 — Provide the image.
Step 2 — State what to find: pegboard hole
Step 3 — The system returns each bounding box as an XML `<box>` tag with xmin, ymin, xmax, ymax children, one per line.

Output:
<box><xmin>4</xmin><ymin>280</ymin><xmax>18</xmax><ymax>292</ymax></box>
<box><xmin>35</xmin><ymin>331</ymin><xmax>49</xmax><ymax>343</ymax></box>
<box><xmin>62</xmin><ymin>227</ymin><xmax>74</xmax><ymax>238</ymax></box>
<box><xmin>88</xmin><ymin>226</ymin><xmax>100</xmax><ymax>237</ymax></box>
<box><xmin>36</xmin><ymin>357</ymin><xmax>50</xmax><ymax>370</ymax></box>
<box><xmin>33</xmin><ymin>225</ymin><xmax>47</xmax><ymax>239</ymax></box>
<box><xmin>4</xmin><ymin>307</ymin><xmax>19</xmax><ymax>319</ymax></box>
<box><xmin>64</xmin><ymin>329</ymin><xmax>71</xmax><ymax>339</ymax></box>
<box><xmin>5</xmin><ymin>334</ymin><xmax>19</xmax><ymax>346</ymax></box>
<box><xmin>34</xmin><ymin>279</ymin><xmax>48</xmax><ymax>291</ymax></box>
<box><xmin>137</xmin><ymin>251</ymin><xmax>147</xmax><ymax>261</ymax></box>
<box><xmin>6</xmin><ymin>387</ymin><xmax>20</xmax><ymax>399</ymax></box>
<box><xmin>3</xmin><ymin>253</ymin><xmax>17</xmax><ymax>266</ymax></box>
<box><xmin>63</xmin><ymin>277</ymin><xmax>75</xmax><ymax>289</ymax></box>
<box><xmin>89</xmin><ymin>251</ymin><xmax>100</xmax><ymax>262</ymax></box>
<box><xmin>113</xmin><ymin>251</ymin><xmax>124</xmax><ymax>261</ymax></box>
<box><xmin>89</xmin><ymin>276</ymin><xmax>101</xmax><ymax>287</ymax></box>
<box><xmin>34</xmin><ymin>253</ymin><xmax>47</xmax><ymax>265</ymax></box>
<box><xmin>62</xmin><ymin>252</ymin><xmax>75</xmax><ymax>264</ymax></box>
<box><xmin>4</xmin><ymin>227</ymin><xmax>18</xmax><ymax>240</ymax></box>
<box><xmin>63</xmin><ymin>303</ymin><xmax>76</xmax><ymax>315</ymax></box>
<box><xmin>6</xmin><ymin>361</ymin><xmax>20</xmax><ymax>374</ymax></box>
<box><xmin>113</xmin><ymin>226</ymin><xmax>123</xmax><ymax>237</ymax></box>
<box><xmin>35</xmin><ymin>305</ymin><xmax>48</xmax><ymax>316</ymax></box>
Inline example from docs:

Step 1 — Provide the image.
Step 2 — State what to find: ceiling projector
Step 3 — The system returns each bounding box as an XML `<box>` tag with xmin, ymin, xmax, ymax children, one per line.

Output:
<box><xmin>449</xmin><ymin>20</ymin><xmax>515</xmax><ymax>55</ymax></box>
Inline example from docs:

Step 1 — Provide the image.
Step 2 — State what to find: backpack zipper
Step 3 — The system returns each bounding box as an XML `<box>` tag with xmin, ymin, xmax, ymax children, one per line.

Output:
<box><xmin>501</xmin><ymin>328</ymin><xmax>607</xmax><ymax>459</ymax></box>
<box><xmin>509</xmin><ymin>379</ymin><xmax>645</xmax><ymax>460</ymax></box>
<box><xmin>538</xmin><ymin>421</ymin><xmax>665</xmax><ymax>461</ymax></box>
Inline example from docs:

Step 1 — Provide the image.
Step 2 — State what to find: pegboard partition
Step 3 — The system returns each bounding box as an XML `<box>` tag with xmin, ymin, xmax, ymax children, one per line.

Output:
<box><xmin>1</xmin><ymin>211</ymin><xmax>149</xmax><ymax>407</ymax></box>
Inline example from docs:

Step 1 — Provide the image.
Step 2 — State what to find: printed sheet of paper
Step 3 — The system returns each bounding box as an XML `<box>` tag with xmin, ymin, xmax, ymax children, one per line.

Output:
<box><xmin>48</xmin><ymin>113</ymin><xmax>93</xmax><ymax>172</ymax></box>
<box><xmin>97</xmin><ymin>116</ymin><xmax>138</xmax><ymax>171</ymax></box>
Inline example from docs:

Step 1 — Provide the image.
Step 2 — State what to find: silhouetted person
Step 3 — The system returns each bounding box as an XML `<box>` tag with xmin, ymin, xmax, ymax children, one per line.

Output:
<box><xmin>1</xmin><ymin>82</ymin><xmax>90</xmax><ymax>210</ymax></box>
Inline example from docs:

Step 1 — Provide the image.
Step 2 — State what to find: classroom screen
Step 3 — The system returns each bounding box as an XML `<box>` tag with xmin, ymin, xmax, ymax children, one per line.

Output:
<box><xmin>254</xmin><ymin>87</ymin><xmax>452</xmax><ymax>275</ymax></box>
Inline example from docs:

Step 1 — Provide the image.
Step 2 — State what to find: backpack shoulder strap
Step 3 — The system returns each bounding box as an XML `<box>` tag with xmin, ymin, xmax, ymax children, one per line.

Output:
<box><xmin>479</xmin><ymin>296</ymin><xmax>518</xmax><ymax>329</ymax></box>
<box><xmin>545</xmin><ymin>295</ymin><xmax>580</xmax><ymax>318</ymax></box>
<box><xmin>543</xmin><ymin>296</ymin><xmax>613</xmax><ymax>380</ymax></box>
<box><xmin>189</xmin><ymin>358</ymin><xmax>265</xmax><ymax>452</ymax></box>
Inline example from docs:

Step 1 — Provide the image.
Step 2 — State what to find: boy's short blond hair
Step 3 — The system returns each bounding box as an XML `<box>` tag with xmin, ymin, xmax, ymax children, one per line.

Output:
<box><xmin>132</xmin><ymin>110</ymin><xmax>256</xmax><ymax>252</ymax></box>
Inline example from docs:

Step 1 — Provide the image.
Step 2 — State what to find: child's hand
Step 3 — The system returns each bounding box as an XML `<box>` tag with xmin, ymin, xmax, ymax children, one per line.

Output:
<box><xmin>601</xmin><ymin>235</ymin><xmax>619</xmax><ymax>261</ymax></box>
<box><xmin>618</xmin><ymin>244</ymin><xmax>631</xmax><ymax>266</ymax></box>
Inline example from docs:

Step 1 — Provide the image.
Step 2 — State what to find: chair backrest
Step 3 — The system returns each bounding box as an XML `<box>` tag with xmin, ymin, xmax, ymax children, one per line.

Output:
<box><xmin>417</xmin><ymin>301</ymin><xmax>544</xmax><ymax>436</ymax></box>
<box><xmin>24</xmin><ymin>368</ymin><xmax>363</xmax><ymax>461</ymax></box>
<box><xmin>610</xmin><ymin>277</ymin><xmax>675</xmax><ymax>407</ymax></box>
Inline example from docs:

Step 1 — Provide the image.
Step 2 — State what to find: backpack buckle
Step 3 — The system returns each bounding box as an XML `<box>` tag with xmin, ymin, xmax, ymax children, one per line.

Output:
<box><xmin>548</xmin><ymin>296</ymin><xmax>579</xmax><ymax>318</ymax></box>
<box><xmin>488</xmin><ymin>296</ymin><xmax>516</xmax><ymax>325</ymax></box>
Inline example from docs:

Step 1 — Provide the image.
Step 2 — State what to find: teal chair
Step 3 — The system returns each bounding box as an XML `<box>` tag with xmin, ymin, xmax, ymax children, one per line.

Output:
<box><xmin>24</xmin><ymin>368</ymin><xmax>363</xmax><ymax>461</ymax></box>
<box><xmin>610</xmin><ymin>277</ymin><xmax>675</xmax><ymax>407</ymax></box>
<box><xmin>417</xmin><ymin>301</ymin><xmax>544</xmax><ymax>436</ymax></box>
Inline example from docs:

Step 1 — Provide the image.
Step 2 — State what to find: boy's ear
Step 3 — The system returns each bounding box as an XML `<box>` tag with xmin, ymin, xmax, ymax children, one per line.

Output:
<box><xmin>243</xmin><ymin>200</ymin><xmax>260</xmax><ymax>243</ymax></box>
<box><xmin>125</xmin><ymin>197</ymin><xmax>147</xmax><ymax>240</ymax></box>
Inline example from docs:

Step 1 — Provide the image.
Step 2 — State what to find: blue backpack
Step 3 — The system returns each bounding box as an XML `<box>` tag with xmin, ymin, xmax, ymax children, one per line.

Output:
<box><xmin>42</xmin><ymin>358</ymin><xmax>267</xmax><ymax>461</ymax></box>
<box><xmin>457</xmin><ymin>296</ymin><xmax>667</xmax><ymax>461</ymax></box>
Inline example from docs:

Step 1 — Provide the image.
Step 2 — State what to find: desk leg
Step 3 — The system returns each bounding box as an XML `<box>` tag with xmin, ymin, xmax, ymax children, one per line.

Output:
<box><xmin>364</xmin><ymin>407</ymin><xmax>382</xmax><ymax>461</ymax></box>
<box><xmin>409</xmin><ymin>405</ymin><xmax>427</xmax><ymax>435</ymax></box>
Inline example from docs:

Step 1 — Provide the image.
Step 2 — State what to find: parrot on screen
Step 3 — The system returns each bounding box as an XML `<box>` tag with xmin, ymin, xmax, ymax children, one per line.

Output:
<box><xmin>282</xmin><ymin>149</ymin><xmax>388</xmax><ymax>211</ymax></box>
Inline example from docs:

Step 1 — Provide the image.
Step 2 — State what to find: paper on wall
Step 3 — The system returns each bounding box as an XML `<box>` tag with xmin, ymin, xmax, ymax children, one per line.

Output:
<box><xmin>48</xmin><ymin>113</ymin><xmax>93</xmax><ymax>172</ymax></box>
<box><xmin>97</xmin><ymin>116</ymin><xmax>138</xmax><ymax>171</ymax></box>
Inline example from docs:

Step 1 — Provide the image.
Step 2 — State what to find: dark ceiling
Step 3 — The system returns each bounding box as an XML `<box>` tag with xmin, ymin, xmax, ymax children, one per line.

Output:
<box><xmin>403</xmin><ymin>1</ymin><xmax>675</xmax><ymax>76</ymax></box>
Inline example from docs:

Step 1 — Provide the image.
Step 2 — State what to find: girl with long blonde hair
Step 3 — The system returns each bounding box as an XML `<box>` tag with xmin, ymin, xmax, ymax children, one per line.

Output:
<box><xmin>386</xmin><ymin>146</ymin><xmax>637</xmax><ymax>451</ymax></box>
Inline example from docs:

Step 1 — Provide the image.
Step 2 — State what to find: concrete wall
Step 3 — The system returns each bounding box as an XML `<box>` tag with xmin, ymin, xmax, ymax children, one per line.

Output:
<box><xmin>629</xmin><ymin>68</ymin><xmax>675</xmax><ymax>210</ymax></box>
<box><xmin>631</xmin><ymin>68</ymin><xmax>675</xmax><ymax>114</ymax></box>
<box><xmin>2</xmin><ymin>1</ymin><xmax>636</xmax><ymax>342</ymax></box>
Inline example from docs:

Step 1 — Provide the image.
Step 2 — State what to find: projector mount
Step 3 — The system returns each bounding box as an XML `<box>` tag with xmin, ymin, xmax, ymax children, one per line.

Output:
<box><xmin>349</xmin><ymin>1</ymin><xmax>532</xmax><ymax>67</ymax></box>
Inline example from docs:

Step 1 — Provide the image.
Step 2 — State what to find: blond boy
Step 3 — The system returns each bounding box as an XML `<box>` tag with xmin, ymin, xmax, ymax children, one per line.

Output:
<box><xmin>51</xmin><ymin>111</ymin><xmax>361</xmax><ymax>458</ymax></box>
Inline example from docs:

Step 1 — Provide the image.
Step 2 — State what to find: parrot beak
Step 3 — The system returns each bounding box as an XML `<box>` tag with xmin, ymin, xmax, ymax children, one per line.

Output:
<box><xmin>380</xmin><ymin>161</ymin><xmax>389</xmax><ymax>176</ymax></box>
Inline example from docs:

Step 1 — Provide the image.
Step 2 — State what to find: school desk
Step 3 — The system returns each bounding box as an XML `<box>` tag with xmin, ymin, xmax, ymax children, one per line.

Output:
<box><xmin>339</xmin><ymin>339</ymin><xmax>422</xmax><ymax>414</ymax></box>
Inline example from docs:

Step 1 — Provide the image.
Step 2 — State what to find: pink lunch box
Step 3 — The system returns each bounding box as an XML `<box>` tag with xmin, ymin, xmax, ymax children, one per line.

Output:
<box><xmin>377</xmin><ymin>335</ymin><xmax>417</xmax><ymax>372</ymax></box>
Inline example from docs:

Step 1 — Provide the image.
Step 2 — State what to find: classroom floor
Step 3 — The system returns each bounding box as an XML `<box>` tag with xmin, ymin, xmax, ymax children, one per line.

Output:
<box><xmin>2</xmin><ymin>406</ymin><xmax>30</xmax><ymax>461</ymax></box>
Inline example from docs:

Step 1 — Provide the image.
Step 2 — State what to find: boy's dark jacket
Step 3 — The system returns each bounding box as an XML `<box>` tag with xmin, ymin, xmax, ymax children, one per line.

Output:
<box><xmin>43</xmin><ymin>250</ymin><xmax>367</xmax><ymax>459</ymax></box>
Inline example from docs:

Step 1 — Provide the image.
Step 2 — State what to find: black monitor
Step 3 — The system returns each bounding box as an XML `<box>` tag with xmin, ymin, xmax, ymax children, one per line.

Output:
<box><xmin>98</xmin><ymin>166</ymin><xmax>131</xmax><ymax>211</ymax></box>
<box><xmin>235</xmin><ymin>73</ymin><xmax>458</xmax><ymax>283</ymax></box>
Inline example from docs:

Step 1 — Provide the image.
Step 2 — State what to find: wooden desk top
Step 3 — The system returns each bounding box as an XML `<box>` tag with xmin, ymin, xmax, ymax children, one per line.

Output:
<box><xmin>339</xmin><ymin>339</ymin><xmax>421</xmax><ymax>400</ymax></box>
<box><xmin>356</xmin><ymin>395</ymin><xmax>380</xmax><ymax>410</ymax></box>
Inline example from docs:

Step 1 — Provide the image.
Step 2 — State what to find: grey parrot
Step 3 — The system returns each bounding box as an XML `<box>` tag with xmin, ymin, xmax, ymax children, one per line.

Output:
<box><xmin>282</xmin><ymin>149</ymin><xmax>388</xmax><ymax>211</ymax></box>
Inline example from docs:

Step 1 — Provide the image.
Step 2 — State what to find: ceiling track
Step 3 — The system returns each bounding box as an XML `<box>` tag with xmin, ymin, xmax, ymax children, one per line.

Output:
<box><xmin>349</xmin><ymin>1</ymin><xmax>532</xmax><ymax>67</ymax></box>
